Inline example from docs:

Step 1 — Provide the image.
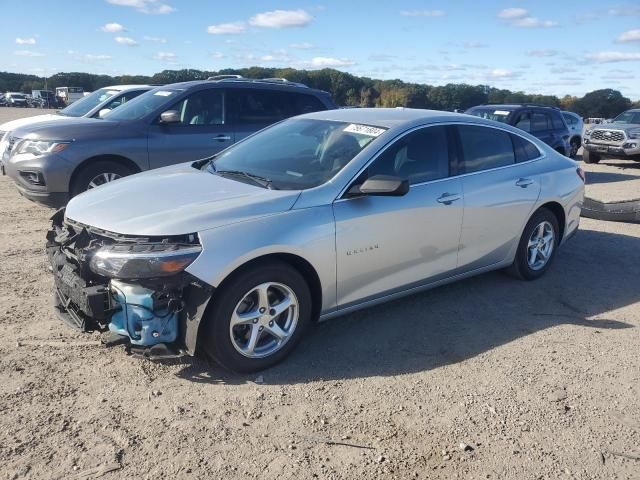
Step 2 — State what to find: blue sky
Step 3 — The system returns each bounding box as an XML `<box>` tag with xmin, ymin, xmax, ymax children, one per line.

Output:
<box><xmin>2</xmin><ymin>0</ymin><xmax>640</xmax><ymax>99</ymax></box>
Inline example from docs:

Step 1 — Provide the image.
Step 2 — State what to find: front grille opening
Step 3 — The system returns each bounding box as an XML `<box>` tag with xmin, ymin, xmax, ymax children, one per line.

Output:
<box><xmin>592</xmin><ymin>130</ymin><xmax>625</xmax><ymax>143</ymax></box>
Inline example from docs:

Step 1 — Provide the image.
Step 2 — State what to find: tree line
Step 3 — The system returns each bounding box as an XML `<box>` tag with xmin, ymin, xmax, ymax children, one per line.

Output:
<box><xmin>1</xmin><ymin>67</ymin><xmax>637</xmax><ymax>119</ymax></box>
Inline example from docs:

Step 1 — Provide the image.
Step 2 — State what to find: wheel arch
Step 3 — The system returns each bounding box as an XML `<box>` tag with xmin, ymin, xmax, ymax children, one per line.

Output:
<box><xmin>534</xmin><ymin>201</ymin><xmax>566</xmax><ymax>241</ymax></box>
<box><xmin>68</xmin><ymin>154</ymin><xmax>141</xmax><ymax>193</ymax></box>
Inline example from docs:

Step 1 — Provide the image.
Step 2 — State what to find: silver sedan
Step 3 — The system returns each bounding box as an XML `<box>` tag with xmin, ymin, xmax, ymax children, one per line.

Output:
<box><xmin>47</xmin><ymin>108</ymin><xmax>585</xmax><ymax>372</ymax></box>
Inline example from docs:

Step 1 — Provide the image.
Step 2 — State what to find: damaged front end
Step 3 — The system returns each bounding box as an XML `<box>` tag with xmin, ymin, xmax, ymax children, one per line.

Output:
<box><xmin>46</xmin><ymin>209</ymin><xmax>213</xmax><ymax>357</ymax></box>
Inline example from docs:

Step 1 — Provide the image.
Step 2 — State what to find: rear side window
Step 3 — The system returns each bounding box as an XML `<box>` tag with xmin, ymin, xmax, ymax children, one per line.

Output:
<box><xmin>531</xmin><ymin>113</ymin><xmax>551</xmax><ymax>132</ymax></box>
<box><xmin>457</xmin><ymin>125</ymin><xmax>515</xmax><ymax>173</ymax></box>
<box><xmin>552</xmin><ymin>114</ymin><xmax>565</xmax><ymax>130</ymax></box>
<box><xmin>229</xmin><ymin>89</ymin><xmax>326</xmax><ymax>125</ymax></box>
<box><xmin>563</xmin><ymin>113</ymin><xmax>577</xmax><ymax>126</ymax></box>
<box><xmin>512</xmin><ymin>135</ymin><xmax>541</xmax><ymax>162</ymax></box>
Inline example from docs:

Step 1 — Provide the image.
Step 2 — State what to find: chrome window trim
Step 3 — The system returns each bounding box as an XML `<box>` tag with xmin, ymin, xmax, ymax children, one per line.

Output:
<box><xmin>336</xmin><ymin>121</ymin><xmax>545</xmax><ymax>200</ymax></box>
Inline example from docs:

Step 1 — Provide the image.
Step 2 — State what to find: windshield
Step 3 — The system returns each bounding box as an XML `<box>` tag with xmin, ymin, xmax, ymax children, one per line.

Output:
<box><xmin>612</xmin><ymin>111</ymin><xmax>640</xmax><ymax>124</ymax></box>
<box><xmin>59</xmin><ymin>88</ymin><xmax>120</xmax><ymax>117</ymax></box>
<box><xmin>104</xmin><ymin>89</ymin><xmax>183</xmax><ymax>121</ymax></box>
<box><xmin>210</xmin><ymin>118</ymin><xmax>385</xmax><ymax>190</ymax></box>
<box><xmin>466</xmin><ymin>107</ymin><xmax>512</xmax><ymax>123</ymax></box>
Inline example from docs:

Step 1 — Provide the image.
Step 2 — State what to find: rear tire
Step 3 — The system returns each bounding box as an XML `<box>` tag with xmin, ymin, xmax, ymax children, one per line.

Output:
<box><xmin>569</xmin><ymin>138</ymin><xmax>580</xmax><ymax>159</ymax></box>
<box><xmin>583</xmin><ymin>150</ymin><xmax>601</xmax><ymax>164</ymax></box>
<box><xmin>201</xmin><ymin>260</ymin><xmax>312</xmax><ymax>373</ymax></box>
<box><xmin>507</xmin><ymin>208</ymin><xmax>560</xmax><ymax>281</ymax></box>
<box><xmin>70</xmin><ymin>160</ymin><xmax>135</xmax><ymax>197</ymax></box>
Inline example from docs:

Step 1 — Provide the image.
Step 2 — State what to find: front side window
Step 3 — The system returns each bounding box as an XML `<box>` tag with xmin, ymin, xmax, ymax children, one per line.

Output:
<box><xmin>164</xmin><ymin>89</ymin><xmax>224</xmax><ymax>125</ymax></box>
<box><xmin>612</xmin><ymin>111</ymin><xmax>640</xmax><ymax>124</ymax></box>
<box><xmin>367</xmin><ymin>126</ymin><xmax>450</xmax><ymax>185</ymax></box>
<box><xmin>457</xmin><ymin>125</ymin><xmax>515</xmax><ymax>173</ymax></box>
<box><xmin>60</xmin><ymin>88</ymin><xmax>119</xmax><ymax>117</ymax></box>
<box><xmin>210</xmin><ymin>119</ymin><xmax>384</xmax><ymax>190</ymax></box>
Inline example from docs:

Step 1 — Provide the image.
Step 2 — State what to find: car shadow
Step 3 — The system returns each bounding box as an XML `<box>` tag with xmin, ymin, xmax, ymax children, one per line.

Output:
<box><xmin>173</xmin><ymin>228</ymin><xmax>637</xmax><ymax>384</ymax></box>
<box><xmin>585</xmin><ymin>171</ymin><xmax>640</xmax><ymax>185</ymax></box>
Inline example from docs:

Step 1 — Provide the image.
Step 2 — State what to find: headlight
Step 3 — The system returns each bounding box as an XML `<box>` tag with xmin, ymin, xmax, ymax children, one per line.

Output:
<box><xmin>14</xmin><ymin>139</ymin><xmax>70</xmax><ymax>157</ymax></box>
<box><xmin>627</xmin><ymin>128</ymin><xmax>640</xmax><ymax>140</ymax></box>
<box><xmin>90</xmin><ymin>243</ymin><xmax>202</xmax><ymax>279</ymax></box>
<box><xmin>584</xmin><ymin>129</ymin><xmax>592</xmax><ymax>136</ymax></box>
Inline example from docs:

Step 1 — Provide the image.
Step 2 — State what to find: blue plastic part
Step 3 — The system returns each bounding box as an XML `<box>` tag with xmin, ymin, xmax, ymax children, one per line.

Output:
<box><xmin>109</xmin><ymin>280</ymin><xmax>177</xmax><ymax>346</ymax></box>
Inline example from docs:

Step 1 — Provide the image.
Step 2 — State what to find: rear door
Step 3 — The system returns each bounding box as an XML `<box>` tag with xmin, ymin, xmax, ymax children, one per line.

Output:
<box><xmin>147</xmin><ymin>88</ymin><xmax>233</xmax><ymax>169</ymax></box>
<box><xmin>228</xmin><ymin>88</ymin><xmax>328</xmax><ymax>142</ymax></box>
<box><xmin>455</xmin><ymin>125</ymin><xmax>542</xmax><ymax>271</ymax></box>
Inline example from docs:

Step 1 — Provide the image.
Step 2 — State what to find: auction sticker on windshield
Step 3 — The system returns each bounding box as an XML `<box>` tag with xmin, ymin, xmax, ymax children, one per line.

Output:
<box><xmin>494</xmin><ymin>110</ymin><xmax>511</xmax><ymax>115</ymax></box>
<box><xmin>344</xmin><ymin>124</ymin><xmax>386</xmax><ymax>137</ymax></box>
<box><xmin>154</xmin><ymin>91</ymin><xmax>174</xmax><ymax>97</ymax></box>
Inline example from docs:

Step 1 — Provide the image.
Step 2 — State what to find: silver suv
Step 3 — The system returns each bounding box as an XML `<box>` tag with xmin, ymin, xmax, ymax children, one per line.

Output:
<box><xmin>582</xmin><ymin>108</ymin><xmax>640</xmax><ymax>163</ymax></box>
<box><xmin>47</xmin><ymin>108</ymin><xmax>584</xmax><ymax>372</ymax></box>
<box><xmin>5</xmin><ymin>77</ymin><xmax>335</xmax><ymax>207</ymax></box>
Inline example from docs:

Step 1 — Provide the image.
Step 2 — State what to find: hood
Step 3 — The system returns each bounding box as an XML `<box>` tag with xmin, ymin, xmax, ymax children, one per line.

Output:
<box><xmin>600</xmin><ymin>123</ymin><xmax>640</xmax><ymax>132</ymax></box>
<box><xmin>10</xmin><ymin>116</ymin><xmax>125</xmax><ymax>142</ymax></box>
<box><xmin>0</xmin><ymin>114</ymin><xmax>62</xmax><ymax>132</ymax></box>
<box><xmin>65</xmin><ymin>163</ymin><xmax>302</xmax><ymax>236</ymax></box>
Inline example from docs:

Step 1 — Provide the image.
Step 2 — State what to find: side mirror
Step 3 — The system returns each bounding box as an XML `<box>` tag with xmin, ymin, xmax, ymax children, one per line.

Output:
<box><xmin>98</xmin><ymin>108</ymin><xmax>111</xmax><ymax>119</ymax></box>
<box><xmin>160</xmin><ymin>110</ymin><xmax>181</xmax><ymax>124</ymax></box>
<box><xmin>349</xmin><ymin>175</ymin><xmax>409</xmax><ymax>197</ymax></box>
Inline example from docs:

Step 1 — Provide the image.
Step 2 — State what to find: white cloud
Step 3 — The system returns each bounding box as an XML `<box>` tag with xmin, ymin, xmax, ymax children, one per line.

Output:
<box><xmin>207</xmin><ymin>22</ymin><xmax>247</xmax><ymax>34</ymax></box>
<box><xmin>289</xmin><ymin>42</ymin><xmax>314</xmax><ymax>49</ymax></box>
<box><xmin>498</xmin><ymin>8</ymin><xmax>557</xmax><ymax>28</ymax></box>
<box><xmin>497</xmin><ymin>8</ymin><xmax>528</xmax><ymax>19</ymax></box>
<box><xmin>617</xmin><ymin>29</ymin><xmax>640</xmax><ymax>42</ymax></box>
<box><xmin>106</xmin><ymin>0</ymin><xmax>175</xmax><ymax>15</ymax></box>
<box><xmin>115</xmin><ymin>36</ymin><xmax>138</xmax><ymax>46</ymax></box>
<box><xmin>84</xmin><ymin>54</ymin><xmax>112</xmax><ymax>61</ymax></box>
<box><xmin>143</xmin><ymin>35</ymin><xmax>166</xmax><ymax>43</ymax></box>
<box><xmin>308</xmin><ymin>57</ymin><xmax>355</xmax><ymax>67</ymax></box>
<box><xmin>527</xmin><ymin>49</ymin><xmax>558</xmax><ymax>57</ymax></box>
<box><xmin>400</xmin><ymin>10</ymin><xmax>445</xmax><ymax>17</ymax></box>
<box><xmin>210</xmin><ymin>51</ymin><xmax>225</xmax><ymax>59</ymax></box>
<box><xmin>16</xmin><ymin>37</ymin><xmax>36</xmax><ymax>45</ymax></box>
<box><xmin>101</xmin><ymin>22</ymin><xmax>126</xmax><ymax>32</ymax></box>
<box><xmin>155</xmin><ymin>51</ymin><xmax>177</xmax><ymax>63</ymax></box>
<box><xmin>608</xmin><ymin>6</ymin><xmax>640</xmax><ymax>17</ymax></box>
<box><xmin>249</xmin><ymin>9</ymin><xmax>312</xmax><ymax>28</ymax></box>
<box><xmin>487</xmin><ymin>68</ymin><xmax>520</xmax><ymax>79</ymax></box>
<box><xmin>14</xmin><ymin>50</ymin><xmax>44</xmax><ymax>57</ymax></box>
<box><xmin>464</xmin><ymin>41</ymin><xmax>487</xmax><ymax>48</ymax></box>
<box><xmin>587</xmin><ymin>51</ymin><xmax>640</xmax><ymax>63</ymax></box>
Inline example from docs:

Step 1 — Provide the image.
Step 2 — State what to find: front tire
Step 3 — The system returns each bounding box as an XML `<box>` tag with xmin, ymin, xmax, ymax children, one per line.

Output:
<box><xmin>70</xmin><ymin>160</ymin><xmax>135</xmax><ymax>197</ymax></box>
<box><xmin>508</xmin><ymin>208</ymin><xmax>559</xmax><ymax>281</ymax></box>
<box><xmin>201</xmin><ymin>261</ymin><xmax>312</xmax><ymax>373</ymax></box>
<box><xmin>583</xmin><ymin>149</ymin><xmax>601</xmax><ymax>164</ymax></box>
<box><xmin>569</xmin><ymin>138</ymin><xmax>580</xmax><ymax>159</ymax></box>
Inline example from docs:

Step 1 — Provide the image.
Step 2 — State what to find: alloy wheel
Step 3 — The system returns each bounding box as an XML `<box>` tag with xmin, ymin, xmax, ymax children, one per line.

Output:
<box><xmin>87</xmin><ymin>172</ymin><xmax>122</xmax><ymax>189</ymax></box>
<box><xmin>229</xmin><ymin>282</ymin><xmax>299</xmax><ymax>359</ymax></box>
<box><xmin>527</xmin><ymin>221</ymin><xmax>555</xmax><ymax>271</ymax></box>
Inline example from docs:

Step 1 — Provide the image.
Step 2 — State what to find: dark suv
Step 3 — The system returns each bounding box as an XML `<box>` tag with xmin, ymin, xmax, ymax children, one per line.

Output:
<box><xmin>4</xmin><ymin>76</ymin><xmax>336</xmax><ymax>207</ymax></box>
<box><xmin>465</xmin><ymin>104</ymin><xmax>572</xmax><ymax>157</ymax></box>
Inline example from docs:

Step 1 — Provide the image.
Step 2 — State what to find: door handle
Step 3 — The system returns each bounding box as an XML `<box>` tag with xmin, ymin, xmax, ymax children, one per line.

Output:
<box><xmin>436</xmin><ymin>193</ymin><xmax>461</xmax><ymax>205</ymax></box>
<box><xmin>213</xmin><ymin>134</ymin><xmax>231</xmax><ymax>142</ymax></box>
<box><xmin>515</xmin><ymin>178</ymin><xmax>534</xmax><ymax>188</ymax></box>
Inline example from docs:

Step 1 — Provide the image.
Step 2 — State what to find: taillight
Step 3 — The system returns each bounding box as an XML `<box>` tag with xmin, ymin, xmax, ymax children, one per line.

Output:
<box><xmin>576</xmin><ymin>167</ymin><xmax>585</xmax><ymax>183</ymax></box>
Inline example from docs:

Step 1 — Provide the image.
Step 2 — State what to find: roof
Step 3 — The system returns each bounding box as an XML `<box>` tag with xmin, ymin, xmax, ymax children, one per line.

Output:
<box><xmin>153</xmin><ymin>78</ymin><xmax>328</xmax><ymax>95</ymax></box>
<box><xmin>299</xmin><ymin>107</ymin><xmax>469</xmax><ymax>129</ymax></box>
<box><xmin>102</xmin><ymin>84</ymin><xmax>154</xmax><ymax>91</ymax></box>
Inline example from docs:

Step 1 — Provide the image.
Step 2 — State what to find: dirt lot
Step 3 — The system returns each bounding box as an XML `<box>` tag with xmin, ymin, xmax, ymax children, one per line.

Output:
<box><xmin>1</xmin><ymin>107</ymin><xmax>639</xmax><ymax>479</ymax></box>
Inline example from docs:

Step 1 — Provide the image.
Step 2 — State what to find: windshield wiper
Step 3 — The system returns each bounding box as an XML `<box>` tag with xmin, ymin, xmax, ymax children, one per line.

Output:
<box><xmin>216</xmin><ymin>169</ymin><xmax>277</xmax><ymax>189</ymax></box>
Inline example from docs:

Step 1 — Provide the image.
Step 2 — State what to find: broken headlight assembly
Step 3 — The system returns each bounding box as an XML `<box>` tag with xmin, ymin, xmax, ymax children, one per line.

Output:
<box><xmin>89</xmin><ymin>243</ymin><xmax>202</xmax><ymax>279</ymax></box>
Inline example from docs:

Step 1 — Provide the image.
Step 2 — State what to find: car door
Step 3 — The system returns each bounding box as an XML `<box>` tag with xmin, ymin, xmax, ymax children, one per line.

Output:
<box><xmin>333</xmin><ymin>125</ymin><xmax>464</xmax><ymax>307</ymax></box>
<box><xmin>147</xmin><ymin>88</ymin><xmax>233</xmax><ymax>169</ymax></box>
<box><xmin>455</xmin><ymin>125</ymin><xmax>542</xmax><ymax>271</ymax></box>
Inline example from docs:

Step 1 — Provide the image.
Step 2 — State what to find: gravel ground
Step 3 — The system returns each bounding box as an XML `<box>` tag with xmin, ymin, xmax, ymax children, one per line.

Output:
<box><xmin>1</xmin><ymin>107</ymin><xmax>639</xmax><ymax>479</ymax></box>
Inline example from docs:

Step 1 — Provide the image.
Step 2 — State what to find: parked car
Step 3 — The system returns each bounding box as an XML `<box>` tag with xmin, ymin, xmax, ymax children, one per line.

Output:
<box><xmin>5</xmin><ymin>77</ymin><xmax>336</xmax><ymax>207</ymax></box>
<box><xmin>46</xmin><ymin>108</ymin><xmax>585</xmax><ymax>372</ymax></box>
<box><xmin>582</xmin><ymin>108</ymin><xmax>640</xmax><ymax>164</ymax></box>
<box><xmin>0</xmin><ymin>85</ymin><xmax>154</xmax><ymax>175</ymax></box>
<box><xmin>0</xmin><ymin>93</ymin><xmax>7</xmax><ymax>107</ymax></box>
<box><xmin>55</xmin><ymin>87</ymin><xmax>84</xmax><ymax>105</ymax></box>
<box><xmin>562</xmin><ymin>111</ymin><xmax>584</xmax><ymax>158</ymax></box>
<box><xmin>5</xmin><ymin>92</ymin><xmax>29</xmax><ymax>108</ymax></box>
<box><xmin>465</xmin><ymin>104</ymin><xmax>572</xmax><ymax>157</ymax></box>
<box><xmin>31</xmin><ymin>90</ymin><xmax>62</xmax><ymax>109</ymax></box>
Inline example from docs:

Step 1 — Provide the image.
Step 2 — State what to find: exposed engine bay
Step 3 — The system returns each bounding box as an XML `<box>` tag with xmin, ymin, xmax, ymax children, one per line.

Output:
<box><xmin>46</xmin><ymin>209</ymin><xmax>213</xmax><ymax>357</ymax></box>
